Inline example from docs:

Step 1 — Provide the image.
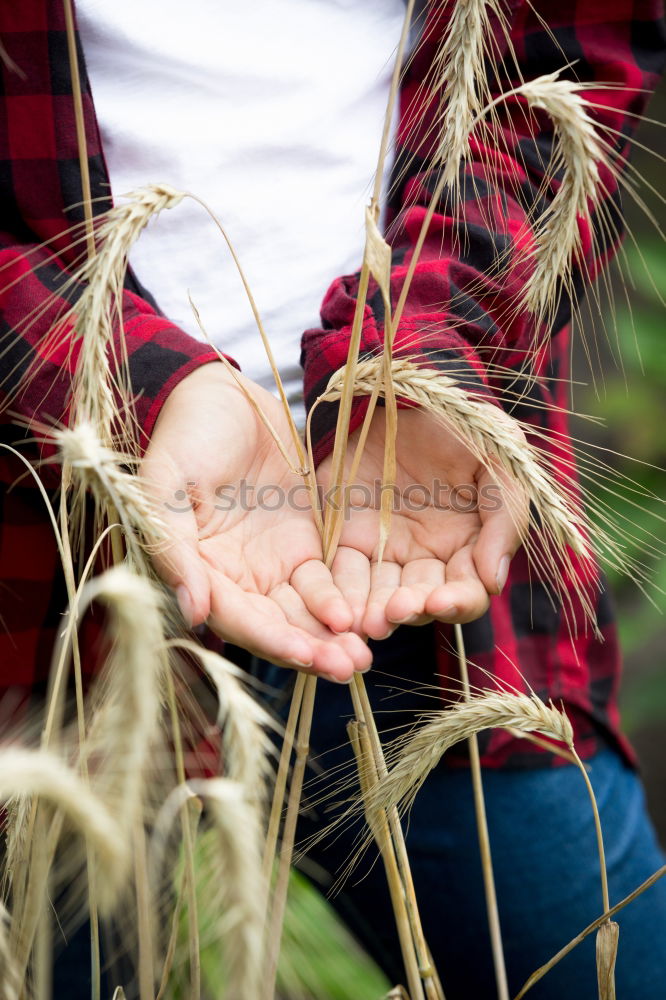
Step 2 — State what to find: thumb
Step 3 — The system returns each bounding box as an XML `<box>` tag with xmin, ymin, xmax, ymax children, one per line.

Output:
<box><xmin>142</xmin><ymin>456</ymin><xmax>211</xmax><ymax>626</ymax></box>
<box><xmin>472</xmin><ymin>461</ymin><xmax>528</xmax><ymax>595</ymax></box>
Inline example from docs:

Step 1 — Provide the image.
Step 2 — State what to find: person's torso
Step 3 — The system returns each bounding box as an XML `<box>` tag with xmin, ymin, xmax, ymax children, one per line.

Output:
<box><xmin>77</xmin><ymin>0</ymin><xmax>405</xmax><ymax>421</ymax></box>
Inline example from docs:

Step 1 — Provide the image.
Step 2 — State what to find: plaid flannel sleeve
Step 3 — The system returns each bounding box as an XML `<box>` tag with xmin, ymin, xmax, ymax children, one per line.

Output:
<box><xmin>0</xmin><ymin>244</ymin><xmax>220</xmax><ymax>455</ymax></box>
<box><xmin>0</xmin><ymin>1</ymin><xmax>220</xmax><ymax>459</ymax></box>
<box><xmin>301</xmin><ymin>0</ymin><xmax>666</xmax><ymax>466</ymax></box>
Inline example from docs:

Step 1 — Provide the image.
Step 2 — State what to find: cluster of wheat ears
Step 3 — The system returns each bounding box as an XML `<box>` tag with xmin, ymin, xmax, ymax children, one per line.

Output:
<box><xmin>0</xmin><ymin>0</ymin><xmax>664</xmax><ymax>998</ymax></box>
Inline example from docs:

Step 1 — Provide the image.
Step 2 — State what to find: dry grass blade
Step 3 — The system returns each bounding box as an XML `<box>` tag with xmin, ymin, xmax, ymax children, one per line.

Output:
<box><xmin>371</xmin><ymin>692</ymin><xmax>573</xmax><ymax>815</ymax></box>
<box><xmin>322</xmin><ymin>356</ymin><xmax>591</xmax><ymax>559</ymax></box>
<box><xmin>0</xmin><ymin>749</ymin><xmax>127</xmax><ymax>913</ymax></box>
<box><xmin>596</xmin><ymin>920</ymin><xmax>619</xmax><ymax>1000</ymax></box>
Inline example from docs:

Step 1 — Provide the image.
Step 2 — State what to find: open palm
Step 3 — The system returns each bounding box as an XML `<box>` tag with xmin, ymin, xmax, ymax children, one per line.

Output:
<box><xmin>141</xmin><ymin>363</ymin><xmax>370</xmax><ymax>680</ymax></box>
<box><xmin>318</xmin><ymin>407</ymin><xmax>528</xmax><ymax>640</ymax></box>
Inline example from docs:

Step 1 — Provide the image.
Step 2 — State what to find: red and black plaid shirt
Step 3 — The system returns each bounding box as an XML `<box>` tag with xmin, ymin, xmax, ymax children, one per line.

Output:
<box><xmin>0</xmin><ymin>0</ymin><xmax>664</xmax><ymax>766</ymax></box>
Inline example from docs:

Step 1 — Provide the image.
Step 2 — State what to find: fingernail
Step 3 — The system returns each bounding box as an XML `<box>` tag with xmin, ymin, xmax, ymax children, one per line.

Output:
<box><xmin>496</xmin><ymin>555</ymin><xmax>511</xmax><ymax>594</ymax></box>
<box><xmin>391</xmin><ymin>613</ymin><xmax>419</xmax><ymax>625</ymax></box>
<box><xmin>322</xmin><ymin>673</ymin><xmax>353</xmax><ymax>685</ymax></box>
<box><xmin>289</xmin><ymin>657</ymin><xmax>314</xmax><ymax>669</ymax></box>
<box><xmin>176</xmin><ymin>584</ymin><xmax>193</xmax><ymax>628</ymax></box>
<box><xmin>440</xmin><ymin>605</ymin><xmax>458</xmax><ymax>620</ymax></box>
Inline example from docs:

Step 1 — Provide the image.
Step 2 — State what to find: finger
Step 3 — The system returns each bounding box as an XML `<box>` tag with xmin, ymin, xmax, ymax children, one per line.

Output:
<box><xmin>362</xmin><ymin>561</ymin><xmax>403</xmax><ymax>640</ymax></box>
<box><xmin>330</xmin><ymin>547</ymin><xmax>372</xmax><ymax>634</ymax></box>
<box><xmin>141</xmin><ymin>455</ymin><xmax>211</xmax><ymax>626</ymax></box>
<box><xmin>290</xmin><ymin>559</ymin><xmax>354</xmax><ymax>634</ymax></box>
<box><xmin>473</xmin><ymin>462</ymin><xmax>529</xmax><ymax>595</ymax></box>
<box><xmin>385</xmin><ymin>558</ymin><xmax>445</xmax><ymax>624</ymax></box>
<box><xmin>269</xmin><ymin>583</ymin><xmax>371</xmax><ymax>679</ymax></box>
<box><xmin>207</xmin><ymin>569</ymin><xmax>318</xmax><ymax>670</ymax></box>
<box><xmin>424</xmin><ymin>544</ymin><xmax>490</xmax><ymax>624</ymax></box>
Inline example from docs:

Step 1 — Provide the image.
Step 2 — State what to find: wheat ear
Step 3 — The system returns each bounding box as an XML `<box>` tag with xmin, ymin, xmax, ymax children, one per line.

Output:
<box><xmin>168</xmin><ymin>640</ymin><xmax>274</xmax><ymax>800</ymax></box>
<box><xmin>0</xmin><ymin>749</ymin><xmax>127</xmax><ymax>912</ymax></box>
<box><xmin>68</xmin><ymin>184</ymin><xmax>185</xmax><ymax>444</ymax></box>
<box><xmin>322</xmin><ymin>357</ymin><xmax>591</xmax><ymax>558</ymax></box>
<box><xmin>152</xmin><ymin>780</ymin><xmax>264</xmax><ymax>1000</ymax></box>
<box><xmin>56</xmin><ymin>422</ymin><xmax>165</xmax><ymax>564</ymax></box>
<box><xmin>79</xmin><ymin>567</ymin><xmax>166</xmax><ymax>823</ymax></box>
<box><xmin>371</xmin><ymin>692</ymin><xmax>573</xmax><ymax>815</ymax></box>
<box><xmin>515</xmin><ymin>73</ymin><xmax>606</xmax><ymax>326</ymax></box>
<box><xmin>433</xmin><ymin>0</ymin><xmax>506</xmax><ymax>194</ymax></box>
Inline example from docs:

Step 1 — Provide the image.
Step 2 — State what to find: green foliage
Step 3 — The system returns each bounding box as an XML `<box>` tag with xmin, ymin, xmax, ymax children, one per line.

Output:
<box><xmin>575</xmin><ymin>234</ymin><xmax>666</xmax><ymax>735</ymax></box>
<box><xmin>171</xmin><ymin>831</ymin><xmax>391</xmax><ymax>1000</ymax></box>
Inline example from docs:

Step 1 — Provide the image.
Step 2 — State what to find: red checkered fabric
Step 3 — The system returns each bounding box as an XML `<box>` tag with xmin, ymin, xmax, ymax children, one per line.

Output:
<box><xmin>0</xmin><ymin>0</ymin><xmax>664</xmax><ymax>765</ymax></box>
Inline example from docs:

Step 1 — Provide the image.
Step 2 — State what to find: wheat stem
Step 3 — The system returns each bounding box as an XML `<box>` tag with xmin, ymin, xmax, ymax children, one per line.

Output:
<box><xmin>63</xmin><ymin>0</ymin><xmax>95</xmax><ymax>262</ymax></box>
<box><xmin>262</xmin><ymin>674</ymin><xmax>306</xmax><ymax>883</ymax></box>
<box><xmin>133</xmin><ymin>820</ymin><xmax>154</xmax><ymax>1000</ymax></box>
<box><xmin>264</xmin><ymin>675</ymin><xmax>317</xmax><ymax>1000</ymax></box>
<box><xmin>351</xmin><ymin>676</ymin><xmax>441</xmax><ymax>999</ymax></box>
<box><xmin>165</xmin><ymin>670</ymin><xmax>201</xmax><ymax>1000</ymax></box>
<box><xmin>514</xmin><ymin>866</ymin><xmax>666</xmax><ymax>999</ymax></box>
<box><xmin>571</xmin><ymin>747</ymin><xmax>610</xmax><ymax>915</ymax></box>
<box><xmin>454</xmin><ymin>624</ymin><xmax>509</xmax><ymax>1000</ymax></box>
<box><xmin>348</xmin><ymin>720</ymin><xmax>425</xmax><ymax>1000</ymax></box>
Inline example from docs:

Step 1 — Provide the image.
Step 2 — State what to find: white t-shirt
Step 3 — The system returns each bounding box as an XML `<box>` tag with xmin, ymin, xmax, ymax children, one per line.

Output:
<box><xmin>77</xmin><ymin>0</ymin><xmax>404</xmax><ymax>422</ymax></box>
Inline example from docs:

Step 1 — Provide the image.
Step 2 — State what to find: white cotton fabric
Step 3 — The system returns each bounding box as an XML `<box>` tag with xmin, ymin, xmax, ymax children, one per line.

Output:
<box><xmin>77</xmin><ymin>0</ymin><xmax>405</xmax><ymax>424</ymax></box>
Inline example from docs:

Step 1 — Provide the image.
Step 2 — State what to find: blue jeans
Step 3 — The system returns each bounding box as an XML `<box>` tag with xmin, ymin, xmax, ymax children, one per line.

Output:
<box><xmin>255</xmin><ymin>625</ymin><xmax>666</xmax><ymax>999</ymax></box>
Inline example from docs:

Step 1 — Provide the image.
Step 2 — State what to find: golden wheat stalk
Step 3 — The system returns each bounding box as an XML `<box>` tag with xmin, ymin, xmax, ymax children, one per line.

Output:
<box><xmin>453</xmin><ymin>623</ymin><xmax>509</xmax><ymax>1000</ymax></box>
<box><xmin>371</xmin><ymin>692</ymin><xmax>573</xmax><ymax>815</ymax></box>
<box><xmin>348</xmin><ymin>718</ymin><xmax>432</xmax><ymax>1000</ymax></box>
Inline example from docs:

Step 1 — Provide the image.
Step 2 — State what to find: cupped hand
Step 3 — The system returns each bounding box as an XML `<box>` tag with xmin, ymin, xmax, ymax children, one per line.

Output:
<box><xmin>317</xmin><ymin>406</ymin><xmax>529</xmax><ymax>640</ymax></box>
<box><xmin>141</xmin><ymin>362</ymin><xmax>371</xmax><ymax>681</ymax></box>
